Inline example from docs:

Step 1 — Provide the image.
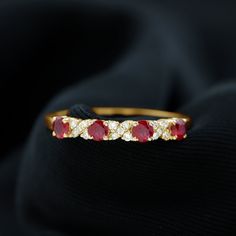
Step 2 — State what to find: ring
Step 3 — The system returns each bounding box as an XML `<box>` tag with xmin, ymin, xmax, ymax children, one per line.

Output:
<box><xmin>45</xmin><ymin>107</ymin><xmax>191</xmax><ymax>142</ymax></box>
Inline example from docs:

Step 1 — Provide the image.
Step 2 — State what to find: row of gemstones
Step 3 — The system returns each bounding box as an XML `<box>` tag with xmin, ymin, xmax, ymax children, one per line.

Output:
<box><xmin>52</xmin><ymin>116</ymin><xmax>187</xmax><ymax>142</ymax></box>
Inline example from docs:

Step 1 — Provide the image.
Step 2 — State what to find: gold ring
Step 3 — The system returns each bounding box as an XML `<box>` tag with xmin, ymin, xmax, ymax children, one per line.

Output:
<box><xmin>45</xmin><ymin>107</ymin><xmax>191</xmax><ymax>142</ymax></box>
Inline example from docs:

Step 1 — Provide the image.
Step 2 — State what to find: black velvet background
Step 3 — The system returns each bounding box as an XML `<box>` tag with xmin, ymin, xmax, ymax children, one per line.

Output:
<box><xmin>1</xmin><ymin>0</ymin><xmax>236</xmax><ymax>235</ymax></box>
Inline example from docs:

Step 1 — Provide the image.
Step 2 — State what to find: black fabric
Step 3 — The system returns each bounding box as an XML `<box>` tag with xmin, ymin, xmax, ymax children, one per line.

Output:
<box><xmin>1</xmin><ymin>0</ymin><xmax>236</xmax><ymax>235</ymax></box>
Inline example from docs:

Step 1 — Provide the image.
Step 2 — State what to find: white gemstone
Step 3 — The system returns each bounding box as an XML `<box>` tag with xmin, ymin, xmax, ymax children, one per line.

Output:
<box><xmin>121</xmin><ymin>121</ymin><xmax>132</xmax><ymax>130</ymax></box>
<box><xmin>117</xmin><ymin>127</ymin><xmax>125</xmax><ymax>135</ymax></box>
<box><xmin>158</xmin><ymin>119</ymin><xmax>169</xmax><ymax>128</ymax></box>
<box><xmin>110</xmin><ymin>132</ymin><xmax>120</xmax><ymax>140</ymax></box>
<box><xmin>122</xmin><ymin>132</ymin><xmax>133</xmax><ymax>141</ymax></box>
<box><xmin>69</xmin><ymin>118</ymin><xmax>79</xmax><ymax>129</ymax></box>
<box><xmin>71</xmin><ymin>126</ymin><xmax>82</xmax><ymax>137</ymax></box>
<box><xmin>153</xmin><ymin>128</ymin><xmax>162</xmax><ymax>140</ymax></box>
<box><xmin>79</xmin><ymin>120</ymin><xmax>93</xmax><ymax>129</ymax></box>
<box><xmin>162</xmin><ymin>131</ymin><xmax>171</xmax><ymax>140</ymax></box>
<box><xmin>108</xmin><ymin>121</ymin><xmax>119</xmax><ymax>130</ymax></box>
<box><xmin>79</xmin><ymin>120</ymin><xmax>87</xmax><ymax>129</ymax></box>
<box><xmin>80</xmin><ymin>130</ymin><xmax>91</xmax><ymax>140</ymax></box>
<box><xmin>149</xmin><ymin>120</ymin><xmax>158</xmax><ymax>126</ymax></box>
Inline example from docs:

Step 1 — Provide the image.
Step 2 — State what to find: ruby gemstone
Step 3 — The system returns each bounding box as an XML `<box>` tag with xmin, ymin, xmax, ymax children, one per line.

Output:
<box><xmin>170</xmin><ymin>119</ymin><xmax>186</xmax><ymax>140</ymax></box>
<box><xmin>88</xmin><ymin>120</ymin><xmax>109</xmax><ymax>141</ymax></box>
<box><xmin>132</xmin><ymin>120</ymin><xmax>154</xmax><ymax>143</ymax></box>
<box><xmin>53</xmin><ymin>117</ymin><xmax>70</xmax><ymax>139</ymax></box>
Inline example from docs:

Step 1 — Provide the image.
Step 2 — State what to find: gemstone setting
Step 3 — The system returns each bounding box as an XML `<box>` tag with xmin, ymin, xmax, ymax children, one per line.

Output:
<box><xmin>53</xmin><ymin>117</ymin><xmax>70</xmax><ymax>139</ymax></box>
<box><xmin>87</xmin><ymin>120</ymin><xmax>109</xmax><ymax>141</ymax></box>
<box><xmin>132</xmin><ymin>120</ymin><xmax>154</xmax><ymax>142</ymax></box>
<box><xmin>170</xmin><ymin>119</ymin><xmax>186</xmax><ymax>140</ymax></box>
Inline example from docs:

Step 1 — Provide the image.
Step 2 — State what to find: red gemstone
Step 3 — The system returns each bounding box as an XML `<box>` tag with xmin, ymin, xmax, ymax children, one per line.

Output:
<box><xmin>132</xmin><ymin>120</ymin><xmax>154</xmax><ymax>143</ymax></box>
<box><xmin>53</xmin><ymin>117</ymin><xmax>70</xmax><ymax>139</ymax></box>
<box><xmin>88</xmin><ymin>120</ymin><xmax>109</xmax><ymax>141</ymax></box>
<box><xmin>170</xmin><ymin>120</ymin><xmax>186</xmax><ymax>140</ymax></box>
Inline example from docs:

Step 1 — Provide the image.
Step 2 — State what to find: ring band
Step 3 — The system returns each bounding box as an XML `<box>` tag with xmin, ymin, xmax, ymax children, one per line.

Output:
<box><xmin>45</xmin><ymin>107</ymin><xmax>191</xmax><ymax>142</ymax></box>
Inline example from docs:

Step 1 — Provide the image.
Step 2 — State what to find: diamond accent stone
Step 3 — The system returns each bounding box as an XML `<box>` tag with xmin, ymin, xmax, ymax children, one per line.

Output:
<box><xmin>158</xmin><ymin>119</ymin><xmax>170</xmax><ymax>128</ymax></box>
<box><xmin>71</xmin><ymin>120</ymin><xmax>93</xmax><ymax>138</ymax></box>
<box><xmin>152</xmin><ymin>128</ymin><xmax>162</xmax><ymax>140</ymax></box>
<box><xmin>117</xmin><ymin>127</ymin><xmax>125</xmax><ymax>135</ymax></box>
<box><xmin>121</xmin><ymin>121</ymin><xmax>132</xmax><ymax>130</ymax></box>
<box><xmin>69</xmin><ymin>118</ymin><xmax>79</xmax><ymax>129</ymax></box>
<box><xmin>80</xmin><ymin>130</ymin><xmax>91</xmax><ymax>140</ymax></box>
<box><xmin>162</xmin><ymin>131</ymin><xmax>172</xmax><ymax>140</ymax></box>
<box><xmin>81</xmin><ymin>120</ymin><xmax>94</xmax><ymax>129</ymax></box>
<box><xmin>149</xmin><ymin>120</ymin><xmax>159</xmax><ymax>128</ymax></box>
<box><xmin>108</xmin><ymin>121</ymin><xmax>119</xmax><ymax>130</ymax></box>
<box><xmin>122</xmin><ymin>132</ymin><xmax>133</xmax><ymax>141</ymax></box>
<box><xmin>110</xmin><ymin>132</ymin><xmax>120</xmax><ymax>140</ymax></box>
<box><xmin>71</xmin><ymin>126</ymin><xmax>82</xmax><ymax>137</ymax></box>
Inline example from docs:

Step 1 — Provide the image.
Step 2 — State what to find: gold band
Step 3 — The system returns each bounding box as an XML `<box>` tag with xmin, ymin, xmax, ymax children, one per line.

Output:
<box><xmin>45</xmin><ymin>107</ymin><xmax>191</xmax><ymax>142</ymax></box>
